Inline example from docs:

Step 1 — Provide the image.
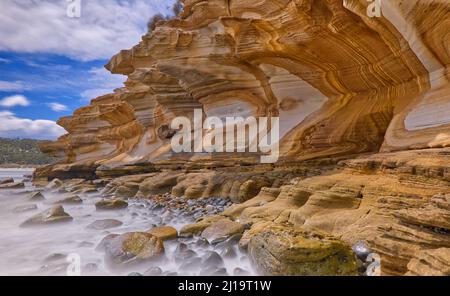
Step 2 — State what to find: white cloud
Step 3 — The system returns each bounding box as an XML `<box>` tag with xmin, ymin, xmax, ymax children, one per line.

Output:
<box><xmin>0</xmin><ymin>0</ymin><xmax>175</xmax><ymax>61</ymax></box>
<box><xmin>80</xmin><ymin>66</ymin><xmax>126</xmax><ymax>101</ymax></box>
<box><xmin>0</xmin><ymin>95</ymin><xmax>31</xmax><ymax>107</ymax></box>
<box><xmin>0</xmin><ymin>111</ymin><xmax>66</xmax><ymax>140</ymax></box>
<box><xmin>48</xmin><ymin>102</ymin><xmax>68</xmax><ymax>112</ymax></box>
<box><xmin>0</xmin><ymin>81</ymin><xmax>28</xmax><ymax>91</ymax></box>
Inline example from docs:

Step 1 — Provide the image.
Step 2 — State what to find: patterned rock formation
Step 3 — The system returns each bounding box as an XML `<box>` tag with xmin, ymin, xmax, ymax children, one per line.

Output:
<box><xmin>37</xmin><ymin>0</ymin><xmax>450</xmax><ymax>177</ymax></box>
<box><xmin>37</xmin><ymin>0</ymin><xmax>450</xmax><ymax>275</ymax></box>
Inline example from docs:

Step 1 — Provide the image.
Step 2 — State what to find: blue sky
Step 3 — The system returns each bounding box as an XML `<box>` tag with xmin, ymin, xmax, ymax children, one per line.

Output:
<box><xmin>0</xmin><ymin>0</ymin><xmax>175</xmax><ymax>140</ymax></box>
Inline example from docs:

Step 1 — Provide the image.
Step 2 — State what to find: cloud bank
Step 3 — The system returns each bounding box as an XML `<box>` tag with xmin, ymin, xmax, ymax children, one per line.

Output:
<box><xmin>0</xmin><ymin>111</ymin><xmax>66</xmax><ymax>140</ymax></box>
<box><xmin>0</xmin><ymin>0</ymin><xmax>175</xmax><ymax>61</ymax></box>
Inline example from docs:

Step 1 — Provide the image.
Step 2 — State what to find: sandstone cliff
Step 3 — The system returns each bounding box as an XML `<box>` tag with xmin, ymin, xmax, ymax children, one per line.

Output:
<box><xmin>37</xmin><ymin>0</ymin><xmax>450</xmax><ymax>275</ymax></box>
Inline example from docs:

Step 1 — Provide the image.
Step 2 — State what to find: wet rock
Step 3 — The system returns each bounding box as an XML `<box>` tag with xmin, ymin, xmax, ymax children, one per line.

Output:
<box><xmin>406</xmin><ymin>248</ymin><xmax>450</xmax><ymax>276</ymax></box>
<box><xmin>20</xmin><ymin>205</ymin><xmax>73</xmax><ymax>227</ymax></box>
<box><xmin>194</xmin><ymin>238</ymin><xmax>210</xmax><ymax>248</ymax></box>
<box><xmin>202</xmin><ymin>251</ymin><xmax>224</xmax><ymax>268</ymax></box>
<box><xmin>0</xmin><ymin>178</ymin><xmax>14</xmax><ymax>185</ymax></box>
<box><xmin>44</xmin><ymin>253</ymin><xmax>66</xmax><ymax>263</ymax></box>
<box><xmin>46</xmin><ymin>178</ymin><xmax>63</xmax><ymax>189</ymax></box>
<box><xmin>174</xmin><ymin>243</ymin><xmax>189</xmax><ymax>254</ymax></box>
<box><xmin>115</xmin><ymin>183</ymin><xmax>139</xmax><ymax>198</ymax></box>
<box><xmin>148</xmin><ymin>226</ymin><xmax>178</xmax><ymax>241</ymax></box>
<box><xmin>96</xmin><ymin>234</ymin><xmax>119</xmax><ymax>252</ymax></box>
<box><xmin>179</xmin><ymin>216</ymin><xmax>224</xmax><ymax>238</ymax></box>
<box><xmin>174</xmin><ymin>248</ymin><xmax>197</xmax><ymax>264</ymax></box>
<box><xmin>233</xmin><ymin>268</ymin><xmax>250</xmax><ymax>276</ymax></box>
<box><xmin>144</xmin><ymin>266</ymin><xmax>163</xmax><ymax>276</ymax></box>
<box><xmin>95</xmin><ymin>198</ymin><xmax>128</xmax><ymax>210</ymax></box>
<box><xmin>53</xmin><ymin>195</ymin><xmax>82</xmax><ymax>205</ymax></box>
<box><xmin>87</xmin><ymin>219</ymin><xmax>123</xmax><ymax>230</ymax></box>
<box><xmin>199</xmin><ymin>266</ymin><xmax>226</xmax><ymax>276</ymax></box>
<box><xmin>221</xmin><ymin>246</ymin><xmax>237</xmax><ymax>259</ymax></box>
<box><xmin>248</xmin><ymin>225</ymin><xmax>358</xmax><ymax>276</ymax></box>
<box><xmin>102</xmin><ymin>232</ymin><xmax>165</xmax><ymax>266</ymax></box>
<box><xmin>352</xmin><ymin>241</ymin><xmax>371</xmax><ymax>261</ymax></box>
<box><xmin>28</xmin><ymin>191</ymin><xmax>45</xmax><ymax>201</ymax></box>
<box><xmin>13</xmin><ymin>204</ymin><xmax>38</xmax><ymax>213</ymax></box>
<box><xmin>211</xmin><ymin>268</ymin><xmax>228</xmax><ymax>276</ymax></box>
<box><xmin>40</xmin><ymin>262</ymin><xmax>69</xmax><ymax>275</ymax></box>
<box><xmin>179</xmin><ymin>256</ymin><xmax>202</xmax><ymax>271</ymax></box>
<box><xmin>201</xmin><ymin>219</ymin><xmax>244</xmax><ymax>244</ymax></box>
<box><xmin>0</xmin><ymin>182</ymin><xmax>25</xmax><ymax>189</ymax></box>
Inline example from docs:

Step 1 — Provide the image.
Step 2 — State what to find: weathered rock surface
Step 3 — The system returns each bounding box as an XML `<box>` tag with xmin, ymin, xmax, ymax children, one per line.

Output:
<box><xmin>20</xmin><ymin>206</ymin><xmax>73</xmax><ymax>227</ymax></box>
<box><xmin>28</xmin><ymin>191</ymin><xmax>45</xmax><ymax>201</ymax></box>
<box><xmin>248</xmin><ymin>225</ymin><xmax>358</xmax><ymax>276</ymax></box>
<box><xmin>36</xmin><ymin>0</ymin><xmax>450</xmax><ymax>179</ymax></box>
<box><xmin>201</xmin><ymin>219</ymin><xmax>244</xmax><ymax>244</ymax></box>
<box><xmin>100</xmin><ymin>232</ymin><xmax>165</xmax><ymax>266</ymax></box>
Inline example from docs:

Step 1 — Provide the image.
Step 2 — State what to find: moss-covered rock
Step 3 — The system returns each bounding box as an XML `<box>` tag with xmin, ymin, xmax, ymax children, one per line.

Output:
<box><xmin>248</xmin><ymin>225</ymin><xmax>358</xmax><ymax>276</ymax></box>
<box><xmin>102</xmin><ymin>232</ymin><xmax>165</xmax><ymax>266</ymax></box>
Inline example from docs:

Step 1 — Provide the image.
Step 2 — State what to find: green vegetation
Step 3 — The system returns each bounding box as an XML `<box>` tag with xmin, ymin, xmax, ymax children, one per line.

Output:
<box><xmin>0</xmin><ymin>138</ymin><xmax>57</xmax><ymax>166</ymax></box>
<box><xmin>147</xmin><ymin>0</ymin><xmax>183</xmax><ymax>32</ymax></box>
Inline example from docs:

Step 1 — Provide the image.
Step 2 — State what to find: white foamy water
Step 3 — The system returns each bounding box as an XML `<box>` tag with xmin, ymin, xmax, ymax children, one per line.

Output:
<box><xmin>0</xmin><ymin>169</ymin><xmax>255</xmax><ymax>276</ymax></box>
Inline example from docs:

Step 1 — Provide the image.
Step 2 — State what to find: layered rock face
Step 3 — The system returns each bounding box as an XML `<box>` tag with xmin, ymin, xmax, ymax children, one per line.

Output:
<box><xmin>37</xmin><ymin>0</ymin><xmax>450</xmax><ymax>275</ymax></box>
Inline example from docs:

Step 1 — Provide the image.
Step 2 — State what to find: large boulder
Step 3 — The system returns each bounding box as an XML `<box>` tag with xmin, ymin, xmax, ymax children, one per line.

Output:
<box><xmin>201</xmin><ymin>219</ymin><xmax>244</xmax><ymax>244</ymax></box>
<box><xmin>20</xmin><ymin>206</ymin><xmax>73</xmax><ymax>227</ymax></box>
<box><xmin>248</xmin><ymin>225</ymin><xmax>358</xmax><ymax>276</ymax></box>
<box><xmin>101</xmin><ymin>232</ymin><xmax>165</xmax><ymax>266</ymax></box>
